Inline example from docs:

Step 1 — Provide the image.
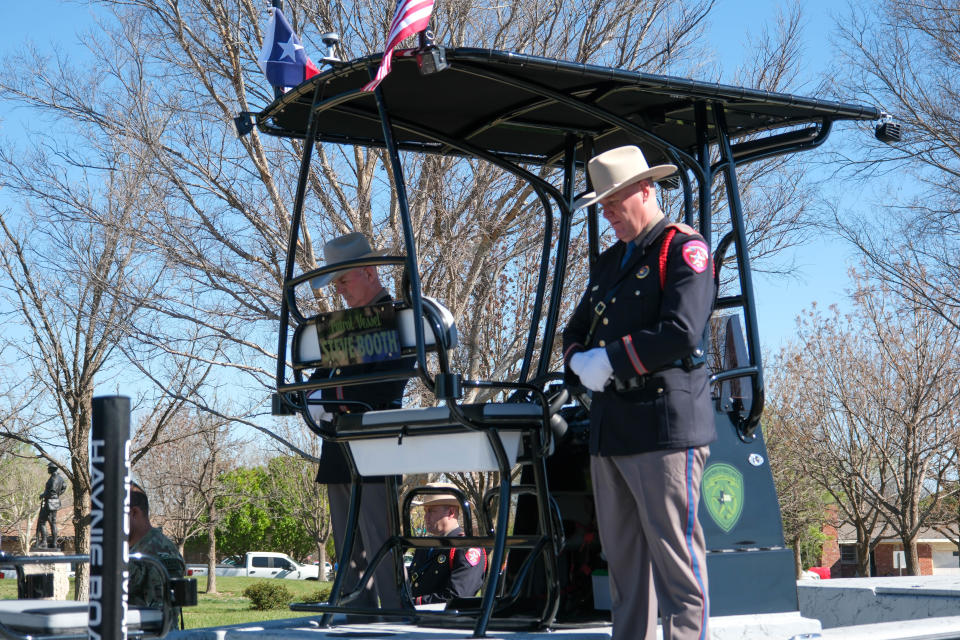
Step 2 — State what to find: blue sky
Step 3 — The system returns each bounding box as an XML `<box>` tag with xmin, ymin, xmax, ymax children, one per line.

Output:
<box><xmin>708</xmin><ymin>0</ymin><xmax>864</xmax><ymax>355</ymax></box>
<box><xmin>0</xmin><ymin>0</ymin><xmax>867</xmax><ymax>358</ymax></box>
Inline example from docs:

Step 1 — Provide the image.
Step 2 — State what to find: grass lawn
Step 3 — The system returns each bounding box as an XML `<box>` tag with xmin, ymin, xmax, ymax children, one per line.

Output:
<box><xmin>182</xmin><ymin>577</ymin><xmax>329</xmax><ymax>629</ymax></box>
<box><xmin>0</xmin><ymin>577</ymin><xmax>333</xmax><ymax>630</ymax></box>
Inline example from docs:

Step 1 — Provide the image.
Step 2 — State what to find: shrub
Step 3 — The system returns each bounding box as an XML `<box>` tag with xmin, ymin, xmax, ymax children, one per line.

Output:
<box><xmin>302</xmin><ymin>585</ymin><xmax>333</xmax><ymax>603</ymax></box>
<box><xmin>242</xmin><ymin>581</ymin><xmax>294</xmax><ymax>610</ymax></box>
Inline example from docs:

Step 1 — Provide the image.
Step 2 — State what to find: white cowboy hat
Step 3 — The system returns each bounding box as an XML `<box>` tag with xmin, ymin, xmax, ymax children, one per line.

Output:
<box><xmin>573</xmin><ymin>146</ymin><xmax>677</xmax><ymax>210</ymax></box>
<box><xmin>310</xmin><ymin>232</ymin><xmax>388</xmax><ymax>288</ymax></box>
<box><xmin>412</xmin><ymin>482</ymin><xmax>463</xmax><ymax>508</ymax></box>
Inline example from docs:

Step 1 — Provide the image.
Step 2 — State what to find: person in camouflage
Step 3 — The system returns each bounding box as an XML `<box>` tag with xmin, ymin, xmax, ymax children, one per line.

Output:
<box><xmin>128</xmin><ymin>483</ymin><xmax>185</xmax><ymax>610</ymax></box>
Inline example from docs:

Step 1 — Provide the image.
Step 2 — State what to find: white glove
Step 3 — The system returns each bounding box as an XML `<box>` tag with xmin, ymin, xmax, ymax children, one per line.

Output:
<box><xmin>569</xmin><ymin>348</ymin><xmax>613</xmax><ymax>392</ymax></box>
<box><xmin>307</xmin><ymin>392</ymin><xmax>334</xmax><ymax>424</ymax></box>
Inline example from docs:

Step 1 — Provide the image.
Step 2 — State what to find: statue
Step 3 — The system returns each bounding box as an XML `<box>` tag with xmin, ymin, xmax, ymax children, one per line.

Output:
<box><xmin>35</xmin><ymin>463</ymin><xmax>66</xmax><ymax>549</ymax></box>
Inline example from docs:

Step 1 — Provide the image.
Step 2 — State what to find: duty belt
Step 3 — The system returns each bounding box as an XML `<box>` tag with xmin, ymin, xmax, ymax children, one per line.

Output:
<box><xmin>612</xmin><ymin>348</ymin><xmax>707</xmax><ymax>392</ymax></box>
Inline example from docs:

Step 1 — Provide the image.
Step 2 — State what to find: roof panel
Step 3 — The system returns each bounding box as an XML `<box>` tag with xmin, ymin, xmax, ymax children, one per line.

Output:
<box><xmin>256</xmin><ymin>48</ymin><xmax>880</xmax><ymax>166</ymax></box>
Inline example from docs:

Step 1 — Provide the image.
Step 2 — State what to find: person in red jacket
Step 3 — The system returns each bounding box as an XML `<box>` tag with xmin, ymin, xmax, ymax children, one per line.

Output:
<box><xmin>562</xmin><ymin>146</ymin><xmax>716</xmax><ymax>640</ymax></box>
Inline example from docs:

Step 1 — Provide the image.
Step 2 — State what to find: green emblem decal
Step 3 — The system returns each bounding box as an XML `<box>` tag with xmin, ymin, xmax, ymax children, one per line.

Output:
<box><xmin>702</xmin><ymin>463</ymin><xmax>744</xmax><ymax>533</ymax></box>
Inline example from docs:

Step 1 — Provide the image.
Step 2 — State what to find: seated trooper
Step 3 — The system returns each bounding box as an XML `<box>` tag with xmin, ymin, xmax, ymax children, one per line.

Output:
<box><xmin>409</xmin><ymin>483</ymin><xmax>485</xmax><ymax>605</ymax></box>
<box><xmin>129</xmin><ymin>483</ymin><xmax>186</xmax><ymax>610</ymax></box>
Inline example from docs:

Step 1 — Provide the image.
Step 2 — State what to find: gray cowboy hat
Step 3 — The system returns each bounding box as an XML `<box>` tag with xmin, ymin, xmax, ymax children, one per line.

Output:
<box><xmin>310</xmin><ymin>232</ymin><xmax>388</xmax><ymax>288</ymax></box>
<box><xmin>573</xmin><ymin>145</ymin><xmax>677</xmax><ymax>210</ymax></box>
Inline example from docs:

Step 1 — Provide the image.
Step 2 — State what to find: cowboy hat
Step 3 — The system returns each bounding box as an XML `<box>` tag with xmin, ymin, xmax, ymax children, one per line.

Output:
<box><xmin>310</xmin><ymin>232</ymin><xmax>388</xmax><ymax>288</ymax></box>
<box><xmin>573</xmin><ymin>146</ymin><xmax>677</xmax><ymax>210</ymax></box>
<box><xmin>412</xmin><ymin>482</ymin><xmax>463</xmax><ymax>508</ymax></box>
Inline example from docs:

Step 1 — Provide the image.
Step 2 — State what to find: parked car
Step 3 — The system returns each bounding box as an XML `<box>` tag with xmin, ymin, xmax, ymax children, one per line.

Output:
<box><xmin>806</xmin><ymin>566</ymin><xmax>831</xmax><ymax>579</ymax></box>
<box><xmin>186</xmin><ymin>552</ymin><xmax>320</xmax><ymax>580</ymax></box>
<box><xmin>312</xmin><ymin>561</ymin><xmax>333</xmax><ymax>580</ymax></box>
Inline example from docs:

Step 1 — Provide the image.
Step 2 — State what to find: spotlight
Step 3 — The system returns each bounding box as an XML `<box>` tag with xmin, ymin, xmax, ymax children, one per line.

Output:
<box><xmin>271</xmin><ymin>392</ymin><xmax>299</xmax><ymax>416</ymax></box>
<box><xmin>875</xmin><ymin>114</ymin><xmax>902</xmax><ymax>143</ymax></box>
<box><xmin>417</xmin><ymin>46</ymin><xmax>449</xmax><ymax>75</ymax></box>
<box><xmin>416</xmin><ymin>29</ymin><xmax>449</xmax><ymax>75</ymax></box>
<box><xmin>233</xmin><ymin>112</ymin><xmax>256</xmax><ymax>138</ymax></box>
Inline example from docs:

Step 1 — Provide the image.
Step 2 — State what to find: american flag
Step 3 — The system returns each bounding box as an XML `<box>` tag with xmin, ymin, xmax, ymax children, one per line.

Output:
<box><xmin>362</xmin><ymin>0</ymin><xmax>435</xmax><ymax>92</ymax></box>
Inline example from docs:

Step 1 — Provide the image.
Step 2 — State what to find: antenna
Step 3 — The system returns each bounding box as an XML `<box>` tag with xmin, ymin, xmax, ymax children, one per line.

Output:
<box><xmin>320</xmin><ymin>32</ymin><xmax>341</xmax><ymax>63</ymax></box>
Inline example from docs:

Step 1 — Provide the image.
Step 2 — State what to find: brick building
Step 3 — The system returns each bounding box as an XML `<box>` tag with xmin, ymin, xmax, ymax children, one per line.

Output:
<box><xmin>820</xmin><ymin>521</ymin><xmax>958</xmax><ymax>578</ymax></box>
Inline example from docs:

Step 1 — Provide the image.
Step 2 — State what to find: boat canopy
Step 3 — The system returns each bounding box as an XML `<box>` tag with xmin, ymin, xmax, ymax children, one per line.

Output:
<box><xmin>254</xmin><ymin>48</ymin><xmax>880</xmax><ymax>168</ymax></box>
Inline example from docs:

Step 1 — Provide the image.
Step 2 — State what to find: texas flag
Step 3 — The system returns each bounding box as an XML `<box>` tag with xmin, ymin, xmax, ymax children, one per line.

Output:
<box><xmin>258</xmin><ymin>7</ymin><xmax>319</xmax><ymax>90</ymax></box>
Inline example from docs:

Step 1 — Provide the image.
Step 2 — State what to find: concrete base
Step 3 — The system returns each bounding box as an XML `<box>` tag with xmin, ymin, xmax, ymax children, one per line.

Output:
<box><xmin>819</xmin><ymin>615</ymin><xmax>960</xmax><ymax>640</ymax></box>
<box><xmin>798</xmin><ymin>575</ymin><xmax>960</xmax><ymax>629</ymax></box>
<box><xmin>18</xmin><ymin>551</ymin><xmax>69</xmax><ymax>600</ymax></box>
<box><xmin>166</xmin><ymin>611</ymin><xmax>821</xmax><ymax>640</ymax></box>
<box><xmin>710</xmin><ymin>612</ymin><xmax>821</xmax><ymax>640</ymax></box>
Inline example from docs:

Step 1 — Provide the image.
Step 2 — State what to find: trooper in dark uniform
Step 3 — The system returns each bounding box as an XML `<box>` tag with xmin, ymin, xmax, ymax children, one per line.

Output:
<box><xmin>307</xmin><ymin>232</ymin><xmax>413</xmax><ymax>617</ymax></box>
<box><xmin>562</xmin><ymin>146</ymin><xmax>716</xmax><ymax>640</ymax></box>
<box><xmin>408</xmin><ymin>483</ymin><xmax>484</xmax><ymax>605</ymax></box>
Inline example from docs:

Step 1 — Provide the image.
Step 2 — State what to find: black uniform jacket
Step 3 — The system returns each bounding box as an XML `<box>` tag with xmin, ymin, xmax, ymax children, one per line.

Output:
<box><xmin>311</xmin><ymin>292</ymin><xmax>415</xmax><ymax>484</ymax></box>
<box><xmin>562</xmin><ymin>217</ymin><xmax>717</xmax><ymax>456</ymax></box>
<box><xmin>409</xmin><ymin>527</ymin><xmax>485</xmax><ymax>604</ymax></box>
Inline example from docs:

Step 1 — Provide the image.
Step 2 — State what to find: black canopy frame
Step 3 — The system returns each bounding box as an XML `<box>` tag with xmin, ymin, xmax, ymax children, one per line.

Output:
<box><xmin>248</xmin><ymin>46</ymin><xmax>882</xmax><ymax>637</ymax></box>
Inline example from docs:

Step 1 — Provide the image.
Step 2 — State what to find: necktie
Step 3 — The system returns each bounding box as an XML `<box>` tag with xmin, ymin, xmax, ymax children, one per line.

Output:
<box><xmin>620</xmin><ymin>241</ymin><xmax>635</xmax><ymax>268</ymax></box>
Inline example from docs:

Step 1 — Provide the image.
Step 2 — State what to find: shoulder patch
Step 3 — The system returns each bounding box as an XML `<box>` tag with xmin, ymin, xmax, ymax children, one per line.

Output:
<box><xmin>681</xmin><ymin>240</ymin><xmax>710</xmax><ymax>273</ymax></box>
<box><xmin>667</xmin><ymin>222</ymin><xmax>698</xmax><ymax>236</ymax></box>
<box><xmin>465</xmin><ymin>548</ymin><xmax>482</xmax><ymax>567</ymax></box>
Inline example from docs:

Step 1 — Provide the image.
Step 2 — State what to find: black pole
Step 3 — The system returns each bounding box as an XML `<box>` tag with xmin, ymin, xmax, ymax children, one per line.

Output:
<box><xmin>272</xmin><ymin>0</ymin><xmax>284</xmax><ymax>101</ymax></box>
<box><xmin>89</xmin><ymin>395</ymin><xmax>131</xmax><ymax>640</ymax></box>
<box><xmin>712</xmin><ymin>103</ymin><xmax>765</xmax><ymax>438</ymax></box>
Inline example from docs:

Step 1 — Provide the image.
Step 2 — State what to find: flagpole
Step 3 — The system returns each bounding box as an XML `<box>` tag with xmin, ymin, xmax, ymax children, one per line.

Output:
<box><xmin>272</xmin><ymin>0</ymin><xmax>284</xmax><ymax>101</ymax></box>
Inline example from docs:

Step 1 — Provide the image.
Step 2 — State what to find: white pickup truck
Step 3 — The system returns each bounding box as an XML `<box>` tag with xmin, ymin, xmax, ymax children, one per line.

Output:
<box><xmin>186</xmin><ymin>552</ymin><xmax>321</xmax><ymax>580</ymax></box>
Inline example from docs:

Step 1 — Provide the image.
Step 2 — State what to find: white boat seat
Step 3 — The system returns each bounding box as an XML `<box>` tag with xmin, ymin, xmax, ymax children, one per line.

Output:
<box><xmin>338</xmin><ymin>403</ymin><xmax>546</xmax><ymax>476</ymax></box>
<box><xmin>293</xmin><ymin>296</ymin><xmax>457</xmax><ymax>370</ymax></box>
<box><xmin>0</xmin><ymin>600</ymin><xmax>162</xmax><ymax>635</ymax></box>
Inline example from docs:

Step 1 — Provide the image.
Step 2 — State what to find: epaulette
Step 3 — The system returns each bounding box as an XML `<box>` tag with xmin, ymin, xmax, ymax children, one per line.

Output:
<box><xmin>659</xmin><ymin>223</ymin><xmax>711</xmax><ymax>288</ymax></box>
<box><xmin>666</xmin><ymin>222</ymin><xmax>698</xmax><ymax>236</ymax></box>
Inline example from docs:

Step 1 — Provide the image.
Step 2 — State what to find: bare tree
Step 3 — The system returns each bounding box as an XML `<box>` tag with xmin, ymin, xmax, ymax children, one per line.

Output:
<box><xmin>133</xmin><ymin>410</ymin><xmax>215</xmax><ymax>556</ymax></box>
<box><xmin>0</xmin><ymin>0</ymin><xmax>724</xmax><ymax>422</ymax></box>
<box><xmin>0</xmin><ymin>0</ymin><xmax>714</xmax><ymax>517</ymax></box>
<box><xmin>185</xmin><ymin>418</ymin><xmax>238</xmax><ymax>595</ymax></box>
<box><xmin>134</xmin><ymin>408</ymin><xmax>240</xmax><ymax>594</ymax></box>
<box><xmin>830</xmin><ymin>0</ymin><xmax>960</xmax><ymax>329</ymax></box>
<box><xmin>263</xmin><ymin>454</ymin><xmax>332</xmax><ymax>567</ymax></box>
<box><xmin>261</xmin><ymin>422</ymin><xmax>333</xmax><ymax>568</ymax></box>
<box><xmin>0</xmin><ymin>0</ymin><xmax>831</xmax><ymax>559</ymax></box>
<box><xmin>0</xmin><ymin>140</ymin><xmax>165</xmax><ymax>598</ymax></box>
<box><xmin>762</xmin><ymin>403</ymin><xmax>828</xmax><ymax>577</ymax></box>
<box><xmin>768</xmin><ymin>268</ymin><xmax>960</xmax><ymax>575</ymax></box>
<box><xmin>0</xmin><ymin>448</ymin><xmax>48</xmax><ymax>553</ymax></box>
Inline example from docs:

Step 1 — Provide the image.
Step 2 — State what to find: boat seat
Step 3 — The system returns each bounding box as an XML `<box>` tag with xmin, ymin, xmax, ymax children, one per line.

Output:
<box><xmin>293</xmin><ymin>296</ymin><xmax>457</xmax><ymax>371</ymax></box>
<box><xmin>0</xmin><ymin>600</ymin><xmax>162</xmax><ymax>636</ymax></box>
<box><xmin>338</xmin><ymin>403</ymin><xmax>545</xmax><ymax>476</ymax></box>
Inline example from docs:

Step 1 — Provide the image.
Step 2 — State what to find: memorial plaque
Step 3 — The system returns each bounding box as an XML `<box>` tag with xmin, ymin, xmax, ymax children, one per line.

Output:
<box><xmin>313</xmin><ymin>303</ymin><xmax>402</xmax><ymax>367</ymax></box>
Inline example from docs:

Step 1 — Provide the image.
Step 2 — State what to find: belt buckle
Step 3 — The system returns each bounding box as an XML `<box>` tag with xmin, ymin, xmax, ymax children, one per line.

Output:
<box><xmin>593</xmin><ymin>301</ymin><xmax>606</xmax><ymax>315</ymax></box>
<box><xmin>614</xmin><ymin>376</ymin><xmax>643</xmax><ymax>392</ymax></box>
